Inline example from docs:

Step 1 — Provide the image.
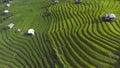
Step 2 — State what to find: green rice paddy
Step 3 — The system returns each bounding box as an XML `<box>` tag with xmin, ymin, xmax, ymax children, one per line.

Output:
<box><xmin>0</xmin><ymin>0</ymin><xmax>120</xmax><ymax>68</ymax></box>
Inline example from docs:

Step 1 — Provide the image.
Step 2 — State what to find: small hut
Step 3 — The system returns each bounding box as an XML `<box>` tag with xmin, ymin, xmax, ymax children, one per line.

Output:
<box><xmin>75</xmin><ymin>0</ymin><xmax>82</xmax><ymax>4</ymax></box>
<box><xmin>6</xmin><ymin>23</ymin><xmax>14</xmax><ymax>29</ymax></box>
<box><xmin>27</xmin><ymin>29</ymin><xmax>35</xmax><ymax>35</ymax></box>
<box><xmin>4</xmin><ymin>10</ymin><xmax>9</xmax><ymax>14</ymax></box>
<box><xmin>16</xmin><ymin>29</ymin><xmax>21</xmax><ymax>32</ymax></box>
<box><xmin>54</xmin><ymin>0</ymin><xmax>59</xmax><ymax>4</ymax></box>
<box><xmin>103</xmin><ymin>13</ymin><xmax>116</xmax><ymax>22</ymax></box>
<box><xmin>6</xmin><ymin>3</ymin><xmax>11</xmax><ymax>7</ymax></box>
<box><xmin>7</xmin><ymin>0</ymin><xmax>13</xmax><ymax>3</ymax></box>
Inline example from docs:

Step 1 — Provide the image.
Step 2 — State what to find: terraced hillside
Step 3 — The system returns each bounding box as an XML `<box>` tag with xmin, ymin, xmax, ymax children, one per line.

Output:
<box><xmin>0</xmin><ymin>0</ymin><xmax>120</xmax><ymax>68</ymax></box>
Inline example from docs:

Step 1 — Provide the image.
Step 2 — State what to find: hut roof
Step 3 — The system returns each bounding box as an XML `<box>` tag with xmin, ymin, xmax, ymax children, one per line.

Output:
<box><xmin>109</xmin><ymin>14</ymin><xmax>116</xmax><ymax>18</ymax></box>
<box><xmin>6</xmin><ymin>4</ymin><xmax>10</xmax><ymax>7</ymax></box>
<box><xmin>27</xmin><ymin>29</ymin><xmax>35</xmax><ymax>35</ymax></box>
<box><xmin>54</xmin><ymin>0</ymin><xmax>59</xmax><ymax>3</ymax></box>
<box><xmin>104</xmin><ymin>13</ymin><xmax>116</xmax><ymax>21</ymax></box>
<box><xmin>6</xmin><ymin>23</ymin><xmax>14</xmax><ymax>29</ymax></box>
<box><xmin>4</xmin><ymin>10</ymin><xmax>9</xmax><ymax>14</ymax></box>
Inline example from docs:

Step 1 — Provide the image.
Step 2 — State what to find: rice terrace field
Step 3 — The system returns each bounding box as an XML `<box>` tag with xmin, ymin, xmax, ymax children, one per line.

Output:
<box><xmin>0</xmin><ymin>0</ymin><xmax>120</xmax><ymax>68</ymax></box>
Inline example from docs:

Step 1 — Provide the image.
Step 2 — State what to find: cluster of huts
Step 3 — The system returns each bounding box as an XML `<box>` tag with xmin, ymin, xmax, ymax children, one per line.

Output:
<box><xmin>4</xmin><ymin>0</ymin><xmax>35</xmax><ymax>36</ymax></box>
<box><xmin>4</xmin><ymin>0</ymin><xmax>117</xmax><ymax>36</ymax></box>
<box><xmin>3</xmin><ymin>1</ymin><xmax>12</xmax><ymax>14</ymax></box>
<box><xmin>6</xmin><ymin>23</ymin><xmax>35</xmax><ymax>36</ymax></box>
<box><xmin>54</xmin><ymin>0</ymin><xmax>116</xmax><ymax>22</ymax></box>
<box><xmin>103</xmin><ymin>13</ymin><xmax>116</xmax><ymax>22</ymax></box>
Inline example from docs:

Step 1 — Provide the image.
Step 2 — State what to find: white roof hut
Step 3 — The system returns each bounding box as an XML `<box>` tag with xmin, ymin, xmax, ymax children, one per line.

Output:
<box><xmin>4</xmin><ymin>10</ymin><xmax>9</xmax><ymax>14</ymax></box>
<box><xmin>16</xmin><ymin>29</ymin><xmax>21</xmax><ymax>32</ymax></box>
<box><xmin>75</xmin><ymin>0</ymin><xmax>82</xmax><ymax>4</ymax></box>
<box><xmin>54</xmin><ymin>0</ymin><xmax>59</xmax><ymax>4</ymax></box>
<box><xmin>109</xmin><ymin>14</ymin><xmax>116</xmax><ymax>18</ymax></box>
<box><xmin>27</xmin><ymin>29</ymin><xmax>35</xmax><ymax>35</ymax></box>
<box><xmin>104</xmin><ymin>13</ymin><xmax>116</xmax><ymax>22</ymax></box>
<box><xmin>6</xmin><ymin>23</ymin><xmax>14</xmax><ymax>29</ymax></box>
<box><xmin>7</xmin><ymin>0</ymin><xmax>13</xmax><ymax>3</ymax></box>
<box><xmin>6</xmin><ymin>3</ymin><xmax>11</xmax><ymax>7</ymax></box>
<box><xmin>9</xmin><ymin>1</ymin><xmax>12</xmax><ymax>3</ymax></box>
